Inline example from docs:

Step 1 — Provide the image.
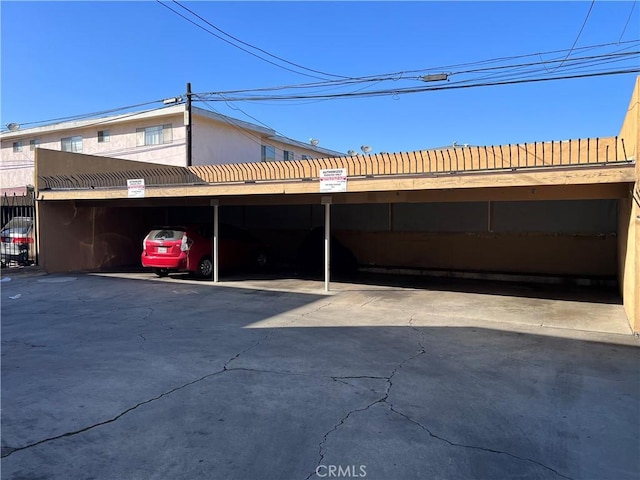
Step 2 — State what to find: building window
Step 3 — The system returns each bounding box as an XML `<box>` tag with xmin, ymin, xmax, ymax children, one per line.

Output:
<box><xmin>136</xmin><ymin>124</ymin><xmax>172</xmax><ymax>146</ymax></box>
<box><xmin>29</xmin><ymin>139</ymin><xmax>40</xmax><ymax>151</ymax></box>
<box><xmin>12</xmin><ymin>141</ymin><xmax>22</xmax><ymax>153</ymax></box>
<box><xmin>98</xmin><ymin>130</ymin><xmax>110</xmax><ymax>143</ymax></box>
<box><xmin>301</xmin><ymin>154</ymin><xmax>312</xmax><ymax>160</ymax></box>
<box><xmin>284</xmin><ymin>150</ymin><xmax>294</xmax><ymax>161</ymax></box>
<box><xmin>261</xmin><ymin>145</ymin><xmax>275</xmax><ymax>162</ymax></box>
<box><xmin>61</xmin><ymin>136</ymin><xmax>83</xmax><ymax>153</ymax></box>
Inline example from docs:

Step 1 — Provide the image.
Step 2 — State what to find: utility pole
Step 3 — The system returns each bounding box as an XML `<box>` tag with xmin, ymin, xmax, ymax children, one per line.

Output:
<box><xmin>186</xmin><ymin>82</ymin><xmax>193</xmax><ymax>167</ymax></box>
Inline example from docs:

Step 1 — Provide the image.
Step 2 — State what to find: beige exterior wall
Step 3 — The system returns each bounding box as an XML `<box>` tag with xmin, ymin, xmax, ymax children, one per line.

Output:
<box><xmin>35</xmin><ymin>149</ymin><xmax>179</xmax><ymax>179</ymax></box>
<box><xmin>193</xmin><ymin>116</ymin><xmax>259</xmax><ymax>166</ymax></box>
<box><xmin>337</xmin><ymin>231</ymin><xmax>617</xmax><ymax>277</ymax></box>
<box><xmin>617</xmin><ymin>77</ymin><xmax>640</xmax><ymax>332</ymax></box>
<box><xmin>38</xmin><ymin>201</ymin><xmax>166</xmax><ymax>273</ymax></box>
<box><xmin>192</xmin><ymin>115</ymin><xmax>334</xmax><ymax>166</ymax></box>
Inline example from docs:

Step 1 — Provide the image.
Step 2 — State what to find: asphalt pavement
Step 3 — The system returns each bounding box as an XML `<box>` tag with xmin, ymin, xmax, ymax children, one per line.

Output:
<box><xmin>1</xmin><ymin>269</ymin><xmax>639</xmax><ymax>480</ymax></box>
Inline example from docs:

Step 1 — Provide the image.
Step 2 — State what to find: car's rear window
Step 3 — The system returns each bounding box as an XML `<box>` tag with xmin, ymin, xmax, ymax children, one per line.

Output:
<box><xmin>2</xmin><ymin>217</ymin><xmax>32</xmax><ymax>230</ymax></box>
<box><xmin>2</xmin><ymin>227</ymin><xmax>30</xmax><ymax>236</ymax></box>
<box><xmin>148</xmin><ymin>229</ymin><xmax>184</xmax><ymax>241</ymax></box>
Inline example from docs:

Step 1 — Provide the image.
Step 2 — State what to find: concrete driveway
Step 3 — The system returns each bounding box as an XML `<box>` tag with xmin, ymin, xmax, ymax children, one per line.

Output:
<box><xmin>1</xmin><ymin>271</ymin><xmax>639</xmax><ymax>480</ymax></box>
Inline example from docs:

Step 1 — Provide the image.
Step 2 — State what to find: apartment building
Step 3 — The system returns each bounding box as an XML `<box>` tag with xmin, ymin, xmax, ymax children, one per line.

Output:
<box><xmin>0</xmin><ymin>104</ymin><xmax>344</xmax><ymax>194</ymax></box>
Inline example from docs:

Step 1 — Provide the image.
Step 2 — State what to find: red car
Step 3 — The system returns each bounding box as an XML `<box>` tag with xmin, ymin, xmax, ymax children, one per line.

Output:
<box><xmin>141</xmin><ymin>224</ymin><xmax>268</xmax><ymax>278</ymax></box>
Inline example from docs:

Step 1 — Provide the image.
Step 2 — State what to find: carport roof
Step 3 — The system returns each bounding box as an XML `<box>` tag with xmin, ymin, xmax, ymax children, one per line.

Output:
<box><xmin>35</xmin><ymin>136</ymin><xmax>635</xmax><ymax>201</ymax></box>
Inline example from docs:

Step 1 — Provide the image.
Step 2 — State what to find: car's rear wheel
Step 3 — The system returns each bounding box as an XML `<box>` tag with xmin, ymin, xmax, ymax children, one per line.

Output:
<box><xmin>197</xmin><ymin>257</ymin><xmax>213</xmax><ymax>279</ymax></box>
<box><xmin>153</xmin><ymin>268</ymin><xmax>169</xmax><ymax>278</ymax></box>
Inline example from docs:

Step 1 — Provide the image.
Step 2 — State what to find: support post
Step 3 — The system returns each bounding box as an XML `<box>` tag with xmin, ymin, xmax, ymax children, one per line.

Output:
<box><xmin>211</xmin><ymin>199</ymin><xmax>219</xmax><ymax>283</ymax></box>
<box><xmin>322</xmin><ymin>196</ymin><xmax>332</xmax><ymax>292</ymax></box>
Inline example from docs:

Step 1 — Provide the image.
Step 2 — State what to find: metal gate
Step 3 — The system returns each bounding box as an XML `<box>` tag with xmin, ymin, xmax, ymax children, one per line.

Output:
<box><xmin>1</xmin><ymin>190</ymin><xmax>37</xmax><ymax>266</ymax></box>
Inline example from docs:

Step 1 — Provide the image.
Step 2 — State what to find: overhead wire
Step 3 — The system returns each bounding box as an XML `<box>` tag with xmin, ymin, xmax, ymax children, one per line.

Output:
<box><xmin>3</xmin><ymin>99</ymin><xmax>170</xmax><ymax>131</ymax></box>
<box><xmin>170</xmin><ymin>0</ymin><xmax>348</xmax><ymax>80</ymax></box>
<box><xmin>200</xmin><ymin>69</ymin><xmax>640</xmax><ymax>103</ymax></box>
<box><xmin>211</xmin><ymin>95</ymin><xmax>328</xmax><ymax>151</ymax></box>
<box><xmin>156</xmin><ymin>1</ymin><xmax>334</xmax><ymax>81</ymax></box>
<box><xmin>194</xmin><ymin>42</ymin><xmax>640</xmax><ymax>98</ymax></box>
<box><xmin>196</xmin><ymin>98</ymin><xmax>280</xmax><ymax>154</ymax></box>
<box><xmin>197</xmin><ymin>97</ymin><xmax>340</xmax><ymax>159</ymax></box>
<box><xmin>4</xmin><ymin>40</ymin><xmax>638</xmax><ymax>132</ymax></box>
<box><xmin>440</xmin><ymin>50</ymin><xmax>640</xmax><ymax>87</ymax></box>
<box><xmin>551</xmin><ymin>0</ymin><xmax>595</xmax><ymax>72</ymax></box>
<box><xmin>618</xmin><ymin>1</ymin><xmax>637</xmax><ymax>43</ymax></box>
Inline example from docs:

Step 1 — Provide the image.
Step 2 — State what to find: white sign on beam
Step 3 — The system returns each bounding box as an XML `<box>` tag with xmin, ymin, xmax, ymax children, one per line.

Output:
<box><xmin>127</xmin><ymin>178</ymin><xmax>145</xmax><ymax>198</ymax></box>
<box><xmin>319</xmin><ymin>168</ymin><xmax>347</xmax><ymax>193</ymax></box>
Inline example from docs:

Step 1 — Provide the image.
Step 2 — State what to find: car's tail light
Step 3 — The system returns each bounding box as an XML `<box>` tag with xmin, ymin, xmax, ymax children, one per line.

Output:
<box><xmin>1</xmin><ymin>236</ymin><xmax>9</xmax><ymax>243</ymax></box>
<box><xmin>180</xmin><ymin>234</ymin><xmax>191</xmax><ymax>252</ymax></box>
<box><xmin>142</xmin><ymin>234</ymin><xmax>149</xmax><ymax>252</ymax></box>
<box><xmin>11</xmin><ymin>237</ymin><xmax>33</xmax><ymax>244</ymax></box>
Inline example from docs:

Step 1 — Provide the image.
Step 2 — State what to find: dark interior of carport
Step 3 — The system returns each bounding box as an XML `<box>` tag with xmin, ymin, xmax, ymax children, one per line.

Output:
<box><xmin>38</xmin><ymin>193</ymin><xmax>620</xmax><ymax>288</ymax></box>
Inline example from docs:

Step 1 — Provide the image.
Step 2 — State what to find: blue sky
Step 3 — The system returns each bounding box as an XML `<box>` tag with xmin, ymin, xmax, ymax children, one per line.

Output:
<box><xmin>1</xmin><ymin>1</ymin><xmax>639</xmax><ymax>154</ymax></box>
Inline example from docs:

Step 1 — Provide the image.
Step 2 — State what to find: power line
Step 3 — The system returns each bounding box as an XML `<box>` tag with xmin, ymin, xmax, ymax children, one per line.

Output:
<box><xmin>170</xmin><ymin>1</ymin><xmax>348</xmax><ymax>80</ymax></box>
<box><xmin>619</xmin><ymin>1</ymin><xmax>638</xmax><ymax>43</ymax></box>
<box><xmin>3</xmin><ymin>99</ymin><xmax>170</xmax><ymax>132</ymax></box>
<box><xmin>156</xmin><ymin>1</ymin><xmax>333</xmax><ymax>81</ymax></box>
<box><xmin>195</xmin><ymin>44</ymin><xmax>639</xmax><ymax>97</ymax></box>
<box><xmin>4</xmin><ymin>41</ymin><xmax>638</xmax><ymax>133</ymax></box>
<box><xmin>197</xmin><ymin>99</ymin><xmax>278</xmax><ymax>153</ymax></box>
<box><xmin>552</xmin><ymin>0</ymin><xmax>595</xmax><ymax>72</ymax></box>
<box><xmin>200</xmin><ymin>68</ymin><xmax>640</xmax><ymax>103</ymax></box>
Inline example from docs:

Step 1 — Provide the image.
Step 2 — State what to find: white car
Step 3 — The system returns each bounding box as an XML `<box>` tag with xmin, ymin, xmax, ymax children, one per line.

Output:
<box><xmin>0</xmin><ymin>216</ymin><xmax>34</xmax><ymax>266</ymax></box>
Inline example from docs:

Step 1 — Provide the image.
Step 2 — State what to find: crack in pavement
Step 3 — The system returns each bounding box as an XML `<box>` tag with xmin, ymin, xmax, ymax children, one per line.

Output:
<box><xmin>1</xmin><ymin>341</ymin><xmax>46</xmax><ymax>349</ymax></box>
<box><xmin>303</xmin><ymin>322</ymin><xmax>573</xmax><ymax>480</ymax></box>
<box><xmin>224</xmin><ymin>367</ymin><xmax>389</xmax><ymax>392</ymax></box>
<box><xmin>305</xmin><ymin>342</ymin><xmax>426</xmax><ymax>480</ymax></box>
<box><xmin>1</xmin><ymin>328</ymin><xmax>278</xmax><ymax>459</ymax></box>
<box><xmin>387</xmin><ymin>405</ymin><xmax>574</xmax><ymax>480</ymax></box>
<box><xmin>359</xmin><ymin>297</ymin><xmax>378</xmax><ymax>308</ymax></box>
<box><xmin>300</xmin><ymin>302</ymin><xmax>331</xmax><ymax>317</ymax></box>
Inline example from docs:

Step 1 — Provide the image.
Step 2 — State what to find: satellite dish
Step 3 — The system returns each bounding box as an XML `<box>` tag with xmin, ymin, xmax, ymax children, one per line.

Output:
<box><xmin>309</xmin><ymin>138</ymin><xmax>319</xmax><ymax>146</ymax></box>
<box><xmin>6</xmin><ymin>123</ymin><xmax>20</xmax><ymax>132</ymax></box>
<box><xmin>347</xmin><ymin>150</ymin><xmax>357</xmax><ymax>156</ymax></box>
<box><xmin>361</xmin><ymin>145</ymin><xmax>372</xmax><ymax>154</ymax></box>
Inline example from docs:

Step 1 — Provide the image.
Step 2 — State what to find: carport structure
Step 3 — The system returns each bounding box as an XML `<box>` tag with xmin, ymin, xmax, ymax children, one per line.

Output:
<box><xmin>34</xmin><ymin>79</ymin><xmax>640</xmax><ymax>332</ymax></box>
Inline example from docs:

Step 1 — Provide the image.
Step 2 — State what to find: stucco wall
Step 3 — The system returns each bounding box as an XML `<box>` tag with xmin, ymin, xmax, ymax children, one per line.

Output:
<box><xmin>617</xmin><ymin>76</ymin><xmax>640</xmax><ymax>332</ymax></box>
<box><xmin>337</xmin><ymin>231</ymin><xmax>617</xmax><ymax>277</ymax></box>
<box><xmin>192</xmin><ymin>117</ymin><xmax>261</xmax><ymax>165</ymax></box>
<box><xmin>191</xmin><ymin>201</ymin><xmax>620</xmax><ymax>278</ymax></box>
<box><xmin>35</xmin><ymin>149</ymin><xmax>180</xmax><ymax>189</ymax></box>
<box><xmin>192</xmin><ymin>116</ymin><xmax>342</xmax><ymax>165</ymax></box>
<box><xmin>38</xmin><ymin>201</ymin><xmax>165</xmax><ymax>273</ymax></box>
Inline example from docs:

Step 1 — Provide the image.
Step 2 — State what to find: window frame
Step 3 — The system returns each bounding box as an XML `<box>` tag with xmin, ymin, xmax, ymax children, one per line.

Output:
<box><xmin>61</xmin><ymin>135</ymin><xmax>83</xmax><ymax>153</ymax></box>
<box><xmin>12</xmin><ymin>141</ymin><xmax>23</xmax><ymax>153</ymax></box>
<box><xmin>261</xmin><ymin>145</ymin><xmax>276</xmax><ymax>162</ymax></box>
<box><xmin>283</xmin><ymin>150</ymin><xmax>295</xmax><ymax>161</ymax></box>
<box><xmin>136</xmin><ymin>124</ymin><xmax>173</xmax><ymax>146</ymax></box>
<box><xmin>97</xmin><ymin>130</ymin><xmax>110</xmax><ymax>143</ymax></box>
<box><xmin>29</xmin><ymin>139</ymin><xmax>40</xmax><ymax>151</ymax></box>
